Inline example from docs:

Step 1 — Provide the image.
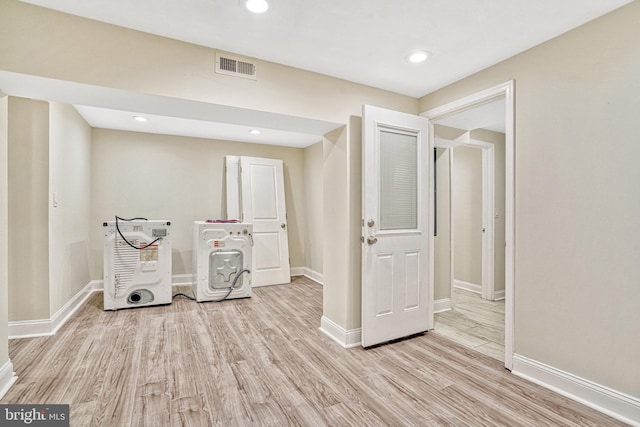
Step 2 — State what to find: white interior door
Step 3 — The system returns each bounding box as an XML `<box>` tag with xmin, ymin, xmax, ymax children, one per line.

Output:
<box><xmin>240</xmin><ymin>156</ymin><xmax>291</xmax><ymax>286</ymax></box>
<box><xmin>362</xmin><ymin>105</ymin><xmax>432</xmax><ymax>348</ymax></box>
<box><xmin>225</xmin><ymin>155</ymin><xmax>241</xmax><ymax>220</ymax></box>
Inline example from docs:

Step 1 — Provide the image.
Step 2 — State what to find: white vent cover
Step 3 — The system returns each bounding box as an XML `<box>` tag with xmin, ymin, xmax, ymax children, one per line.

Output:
<box><xmin>215</xmin><ymin>52</ymin><xmax>257</xmax><ymax>80</ymax></box>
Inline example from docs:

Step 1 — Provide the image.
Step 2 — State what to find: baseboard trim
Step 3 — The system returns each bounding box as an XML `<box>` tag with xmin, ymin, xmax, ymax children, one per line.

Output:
<box><xmin>320</xmin><ymin>316</ymin><xmax>361</xmax><ymax>348</ymax></box>
<box><xmin>494</xmin><ymin>289</ymin><xmax>505</xmax><ymax>300</ymax></box>
<box><xmin>290</xmin><ymin>267</ymin><xmax>304</xmax><ymax>277</ymax></box>
<box><xmin>50</xmin><ymin>280</ymin><xmax>96</xmax><ymax>335</ymax></box>
<box><xmin>512</xmin><ymin>354</ymin><xmax>640</xmax><ymax>426</ymax></box>
<box><xmin>172</xmin><ymin>274</ymin><xmax>194</xmax><ymax>286</ymax></box>
<box><xmin>453</xmin><ymin>279</ymin><xmax>482</xmax><ymax>294</ymax></box>
<box><xmin>434</xmin><ymin>298</ymin><xmax>452</xmax><ymax>313</ymax></box>
<box><xmin>9</xmin><ymin>281</ymin><xmax>98</xmax><ymax>339</ymax></box>
<box><xmin>291</xmin><ymin>267</ymin><xmax>323</xmax><ymax>285</ymax></box>
<box><xmin>0</xmin><ymin>360</ymin><xmax>17</xmax><ymax>400</ymax></box>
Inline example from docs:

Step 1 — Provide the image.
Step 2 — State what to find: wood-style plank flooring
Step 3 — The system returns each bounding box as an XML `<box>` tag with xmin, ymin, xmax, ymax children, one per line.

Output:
<box><xmin>2</xmin><ymin>277</ymin><xmax>625</xmax><ymax>426</ymax></box>
<box><xmin>434</xmin><ymin>288</ymin><xmax>505</xmax><ymax>362</ymax></box>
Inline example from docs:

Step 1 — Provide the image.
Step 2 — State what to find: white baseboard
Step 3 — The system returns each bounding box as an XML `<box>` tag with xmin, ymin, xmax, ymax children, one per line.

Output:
<box><xmin>290</xmin><ymin>267</ymin><xmax>304</xmax><ymax>277</ymax></box>
<box><xmin>494</xmin><ymin>289</ymin><xmax>505</xmax><ymax>300</ymax></box>
<box><xmin>453</xmin><ymin>279</ymin><xmax>482</xmax><ymax>294</ymax></box>
<box><xmin>8</xmin><ymin>280</ymin><xmax>99</xmax><ymax>339</ymax></box>
<box><xmin>171</xmin><ymin>274</ymin><xmax>194</xmax><ymax>286</ymax></box>
<box><xmin>291</xmin><ymin>267</ymin><xmax>324</xmax><ymax>285</ymax></box>
<box><xmin>93</xmin><ymin>274</ymin><xmax>195</xmax><ymax>289</ymax></box>
<box><xmin>0</xmin><ymin>360</ymin><xmax>17</xmax><ymax>400</ymax></box>
<box><xmin>319</xmin><ymin>316</ymin><xmax>361</xmax><ymax>348</ymax></box>
<box><xmin>434</xmin><ymin>298</ymin><xmax>452</xmax><ymax>313</ymax></box>
<box><xmin>512</xmin><ymin>354</ymin><xmax>640</xmax><ymax>426</ymax></box>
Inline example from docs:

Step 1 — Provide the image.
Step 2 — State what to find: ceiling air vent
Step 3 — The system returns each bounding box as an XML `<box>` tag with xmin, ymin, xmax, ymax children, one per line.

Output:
<box><xmin>215</xmin><ymin>53</ymin><xmax>257</xmax><ymax>80</ymax></box>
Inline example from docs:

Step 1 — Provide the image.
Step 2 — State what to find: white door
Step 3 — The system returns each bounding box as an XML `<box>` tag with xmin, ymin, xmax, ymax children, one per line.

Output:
<box><xmin>362</xmin><ymin>105</ymin><xmax>432</xmax><ymax>347</ymax></box>
<box><xmin>240</xmin><ymin>156</ymin><xmax>291</xmax><ymax>286</ymax></box>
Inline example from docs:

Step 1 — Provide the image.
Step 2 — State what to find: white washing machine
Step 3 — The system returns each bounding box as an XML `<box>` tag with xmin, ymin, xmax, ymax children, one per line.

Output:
<box><xmin>192</xmin><ymin>221</ymin><xmax>253</xmax><ymax>302</ymax></box>
<box><xmin>103</xmin><ymin>219</ymin><xmax>172</xmax><ymax>310</ymax></box>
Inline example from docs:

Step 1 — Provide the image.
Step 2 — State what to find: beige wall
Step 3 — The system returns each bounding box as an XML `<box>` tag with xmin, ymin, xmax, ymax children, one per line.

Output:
<box><xmin>303</xmin><ymin>141</ymin><xmax>323</xmax><ymax>276</ymax></box>
<box><xmin>471</xmin><ymin>129</ymin><xmax>506</xmax><ymax>293</ymax></box>
<box><xmin>421</xmin><ymin>1</ymin><xmax>640</xmax><ymax>397</ymax></box>
<box><xmin>0</xmin><ymin>0</ymin><xmax>417</xmax><ymax>125</ymax></box>
<box><xmin>322</xmin><ymin>127</ymin><xmax>349</xmax><ymax>326</ymax></box>
<box><xmin>0</xmin><ymin>95</ymin><xmax>9</xmax><ymax>365</ymax></box>
<box><xmin>452</xmin><ymin>145</ymin><xmax>483</xmax><ymax>285</ymax></box>
<box><xmin>48</xmin><ymin>102</ymin><xmax>92</xmax><ymax>315</ymax></box>
<box><xmin>90</xmin><ymin>129</ymin><xmax>308</xmax><ymax>278</ymax></box>
<box><xmin>434</xmin><ymin>148</ymin><xmax>451</xmax><ymax>302</ymax></box>
<box><xmin>8</xmin><ymin>97</ymin><xmax>50</xmax><ymax>321</ymax></box>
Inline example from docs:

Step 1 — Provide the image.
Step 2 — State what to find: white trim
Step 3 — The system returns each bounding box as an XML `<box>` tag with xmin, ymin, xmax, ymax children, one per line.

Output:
<box><xmin>453</xmin><ymin>279</ymin><xmax>481</xmax><ymax>294</ymax></box>
<box><xmin>320</xmin><ymin>316</ymin><xmax>361</xmax><ymax>348</ymax></box>
<box><xmin>95</xmin><ymin>274</ymin><xmax>196</xmax><ymax>289</ymax></box>
<box><xmin>291</xmin><ymin>267</ymin><xmax>324</xmax><ymax>285</ymax></box>
<box><xmin>50</xmin><ymin>280</ymin><xmax>95</xmax><ymax>335</ymax></box>
<box><xmin>493</xmin><ymin>289</ymin><xmax>505</xmax><ymax>300</ymax></box>
<box><xmin>0</xmin><ymin>360</ymin><xmax>17</xmax><ymax>400</ymax></box>
<box><xmin>513</xmin><ymin>354</ymin><xmax>640</xmax><ymax>426</ymax></box>
<box><xmin>290</xmin><ymin>267</ymin><xmax>304</xmax><ymax>277</ymax></box>
<box><xmin>224</xmin><ymin>155</ymin><xmax>241</xmax><ymax>220</ymax></box>
<box><xmin>422</xmin><ymin>80</ymin><xmax>515</xmax><ymax>370</ymax></box>
<box><xmin>171</xmin><ymin>273</ymin><xmax>194</xmax><ymax>286</ymax></box>
<box><xmin>9</xmin><ymin>281</ymin><xmax>98</xmax><ymax>339</ymax></box>
<box><xmin>434</xmin><ymin>298</ymin><xmax>452</xmax><ymax>313</ymax></box>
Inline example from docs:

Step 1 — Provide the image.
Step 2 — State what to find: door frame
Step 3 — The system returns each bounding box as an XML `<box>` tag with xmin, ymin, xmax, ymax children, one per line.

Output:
<box><xmin>422</xmin><ymin>80</ymin><xmax>515</xmax><ymax>370</ymax></box>
<box><xmin>449</xmin><ymin>136</ymin><xmax>496</xmax><ymax>301</ymax></box>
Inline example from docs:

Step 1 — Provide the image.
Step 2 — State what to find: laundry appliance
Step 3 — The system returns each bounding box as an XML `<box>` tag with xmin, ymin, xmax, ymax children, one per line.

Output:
<box><xmin>103</xmin><ymin>218</ymin><xmax>172</xmax><ymax>310</ymax></box>
<box><xmin>192</xmin><ymin>221</ymin><xmax>253</xmax><ymax>302</ymax></box>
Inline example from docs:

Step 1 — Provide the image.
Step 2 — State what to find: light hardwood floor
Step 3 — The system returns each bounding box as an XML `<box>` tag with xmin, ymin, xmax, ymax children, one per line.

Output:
<box><xmin>2</xmin><ymin>277</ymin><xmax>625</xmax><ymax>426</ymax></box>
<box><xmin>434</xmin><ymin>288</ymin><xmax>505</xmax><ymax>362</ymax></box>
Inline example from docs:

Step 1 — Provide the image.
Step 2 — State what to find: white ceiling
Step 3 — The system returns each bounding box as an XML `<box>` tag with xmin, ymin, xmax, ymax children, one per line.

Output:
<box><xmin>10</xmin><ymin>0</ymin><xmax>634</xmax><ymax>145</ymax></box>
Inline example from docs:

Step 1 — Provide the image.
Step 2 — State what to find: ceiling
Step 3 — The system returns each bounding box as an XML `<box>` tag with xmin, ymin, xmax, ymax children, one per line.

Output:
<box><xmin>11</xmin><ymin>0</ymin><xmax>634</xmax><ymax>145</ymax></box>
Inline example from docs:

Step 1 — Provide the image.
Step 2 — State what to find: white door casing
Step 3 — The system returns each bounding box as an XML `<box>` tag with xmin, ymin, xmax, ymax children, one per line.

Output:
<box><xmin>240</xmin><ymin>156</ymin><xmax>291</xmax><ymax>286</ymax></box>
<box><xmin>422</xmin><ymin>80</ymin><xmax>515</xmax><ymax>370</ymax></box>
<box><xmin>361</xmin><ymin>105</ymin><xmax>432</xmax><ymax>348</ymax></box>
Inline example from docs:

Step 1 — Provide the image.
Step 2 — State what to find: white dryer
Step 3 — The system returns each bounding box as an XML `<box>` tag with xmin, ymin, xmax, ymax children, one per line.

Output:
<box><xmin>103</xmin><ymin>219</ymin><xmax>172</xmax><ymax>310</ymax></box>
<box><xmin>192</xmin><ymin>221</ymin><xmax>253</xmax><ymax>302</ymax></box>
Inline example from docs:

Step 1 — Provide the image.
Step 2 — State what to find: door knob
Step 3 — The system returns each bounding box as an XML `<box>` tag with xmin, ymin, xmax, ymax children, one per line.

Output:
<box><xmin>281</xmin><ymin>223</ymin><xmax>287</xmax><ymax>229</ymax></box>
<box><xmin>367</xmin><ymin>236</ymin><xmax>378</xmax><ymax>245</ymax></box>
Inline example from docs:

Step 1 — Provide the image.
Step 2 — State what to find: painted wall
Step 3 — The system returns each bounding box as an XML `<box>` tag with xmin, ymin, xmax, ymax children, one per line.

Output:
<box><xmin>303</xmin><ymin>141</ymin><xmax>323</xmax><ymax>276</ymax></box>
<box><xmin>7</xmin><ymin>97</ymin><xmax>50</xmax><ymax>322</ymax></box>
<box><xmin>452</xmin><ymin>145</ymin><xmax>483</xmax><ymax>286</ymax></box>
<box><xmin>48</xmin><ymin>102</ymin><xmax>92</xmax><ymax>315</ymax></box>
<box><xmin>420</xmin><ymin>1</ymin><xmax>640</xmax><ymax>397</ymax></box>
<box><xmin>0</xmin><ymin>95</ymin><xmax>9</xmax><ymax>367</ymax></box>
<box><xmin>90</xmin><ymin>129</ymin><xmax>309</xmax><ymax>279</ymax></box>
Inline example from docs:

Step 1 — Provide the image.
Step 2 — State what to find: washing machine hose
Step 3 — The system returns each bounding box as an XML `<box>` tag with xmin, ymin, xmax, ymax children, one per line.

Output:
<box><xmin>210</xmin><ymin>269</ymin><xmax>251</xmax><ymax>302</ymax></box>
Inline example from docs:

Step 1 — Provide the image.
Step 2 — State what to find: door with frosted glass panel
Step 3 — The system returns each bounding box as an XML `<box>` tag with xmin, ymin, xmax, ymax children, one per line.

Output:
<box><xmin>361</xmin><ymin>105</ymin><xmax>432</xmax><ymax>347</ymax></box>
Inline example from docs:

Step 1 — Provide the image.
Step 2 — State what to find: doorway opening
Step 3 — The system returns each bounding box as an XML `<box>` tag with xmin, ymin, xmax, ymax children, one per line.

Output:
<box><xmin>423</xmin><ymin>81</ymin><xmax>514</xmax><ymax>370</ymax></box>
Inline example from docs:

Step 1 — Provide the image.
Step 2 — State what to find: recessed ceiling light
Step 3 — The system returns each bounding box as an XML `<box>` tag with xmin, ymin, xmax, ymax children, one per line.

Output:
<box><xmin>245</xmin><ymin>0</ymin><xmax>269</xmax><ymax>13</ymax></box>
<box><xmin>250</xmin><ymin>129</ymin><xmax>261</xmax><ymax>135</ymax></box>
<box><xmin>408</xmin><ymin>50</ymin><xmax>430</xmax><ymax>64</ymax></box>
<box><xmin>132</xmin><ymin>115</ymin><xmax>148</xmax><ymax>122</ymax></box>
